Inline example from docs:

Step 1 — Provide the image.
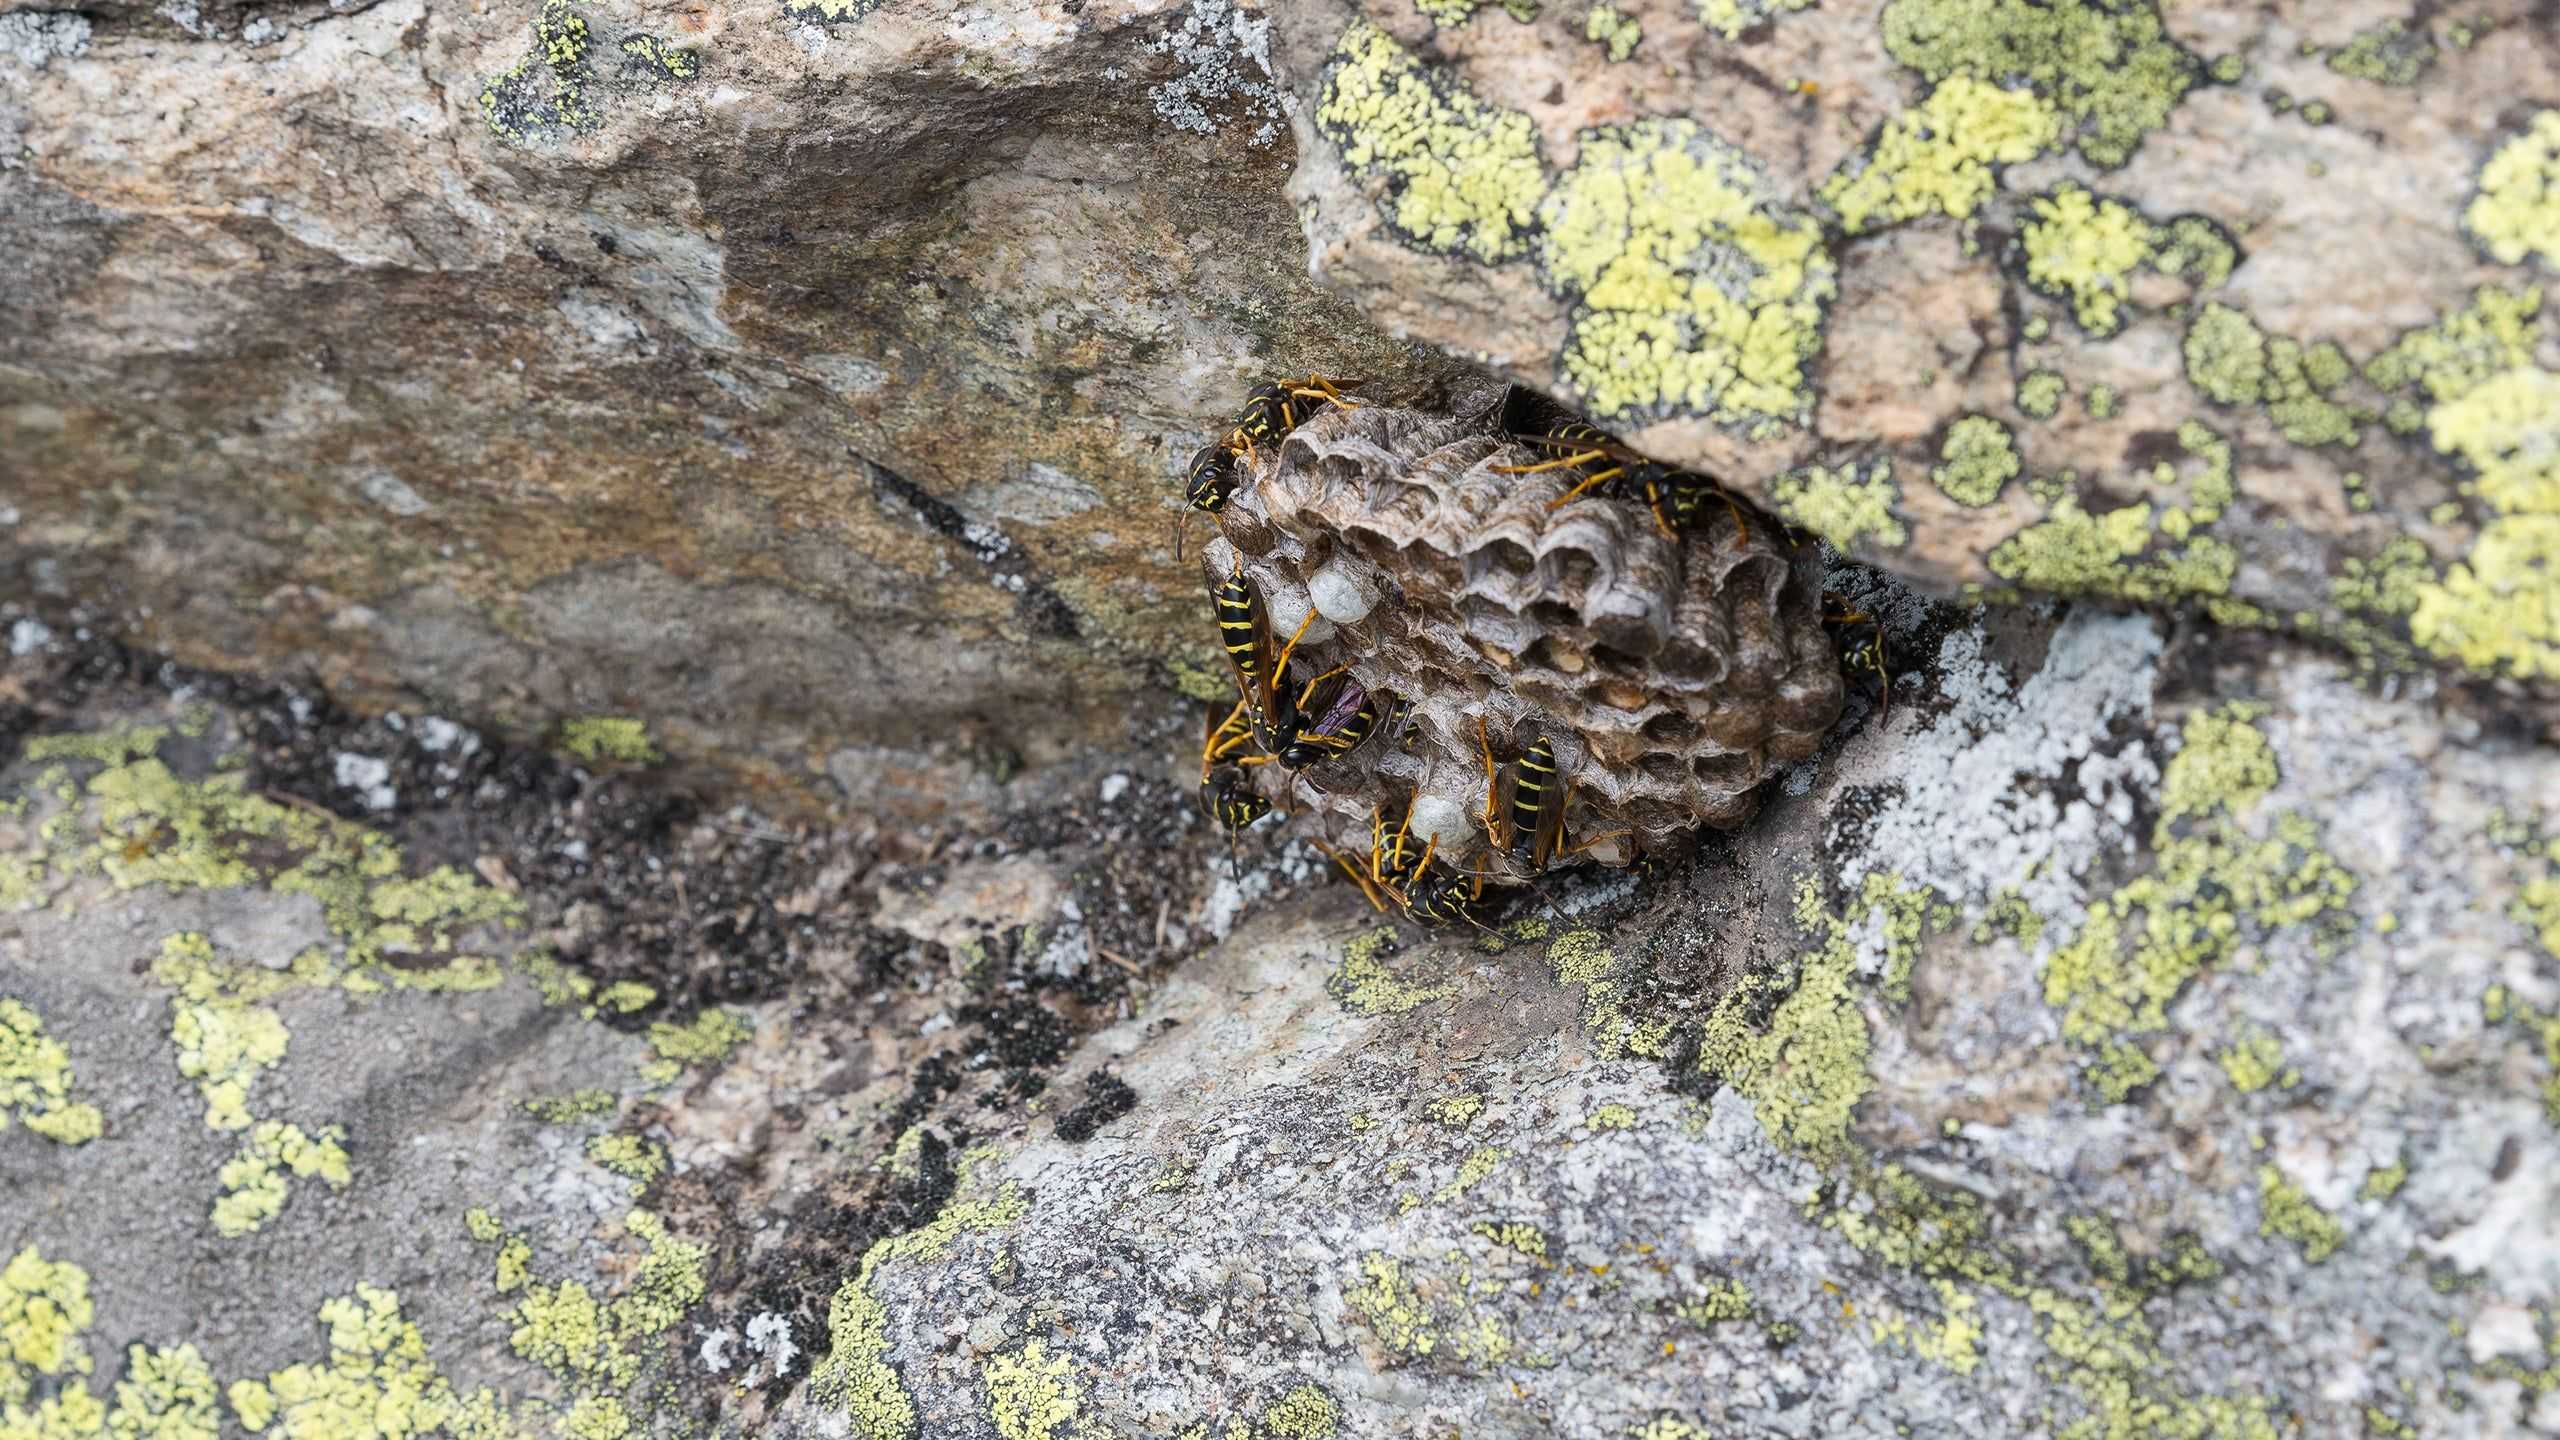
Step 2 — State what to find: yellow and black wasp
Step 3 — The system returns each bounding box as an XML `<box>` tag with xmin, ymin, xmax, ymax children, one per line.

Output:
<box><xmin>1209</xmin><ymin>558</ymin><xmax>1350</xmax><ymax>762</ymax></box>
<box><xmin>1310</xmin><ymin>794</ymin><xmax>1496</xmax><ymax>931</ymax></box>
<box><xmin>1273</xmin><ymin>673</ymin><xmax>1383</xmax><ymax>770</ymax></box>
<box><xmin>1198</xmin><ymin>703</ymin><xmax>1273</xmax><ymax>877</ymax></box>
<box><xmin>1475</xmin><ymin>715</ymin><xmax>1630</xmax><ymax>873</ymax></box>
<box><xmin>1822</xmin><ymin>594</ymin><xmax>1892</xmax><ymax>720</ymax></box>
<box><xmin>1493</xmin><ymin>420</ymin><xmax>1747</xmax><ymax>543</ymax></box>
<box><xmin>1177</xmin><ymin>375</ymin><xmax>1365</xmax><ymax>560</ymax></box>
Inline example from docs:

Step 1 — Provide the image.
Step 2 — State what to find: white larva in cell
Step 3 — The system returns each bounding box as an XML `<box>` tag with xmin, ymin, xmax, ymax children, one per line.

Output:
<box><xmin>1307</xmin><ymin>557</ymin><xmax>1377</xmax><ymax>625</ymax></box>
<box><xmin>1405</xmin><ymin>793</ymin><xmax>1473</xmax><ymax>857</ymax></box>
<box><xmin>1260</xmin><ymin>578</ymin><xmax>1336</xmax><ymax>647</ymax></box>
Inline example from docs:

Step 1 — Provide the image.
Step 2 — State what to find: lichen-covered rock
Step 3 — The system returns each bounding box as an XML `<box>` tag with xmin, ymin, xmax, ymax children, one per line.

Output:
<box><xmin>1204</xmin><ymin>395</ymin><xmax>1839</xmax><ymax>867</ymax></box>
<box><xmin>1271</xmin><ymin>1</ymin><xmax>2560</xmax><ymax>723</ymax></box>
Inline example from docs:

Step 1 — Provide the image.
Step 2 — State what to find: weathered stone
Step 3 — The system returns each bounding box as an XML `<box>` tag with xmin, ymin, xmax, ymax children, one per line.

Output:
<box><xmin>1274</xmin><ymin>1</ymin><xmax>2560</xmax><ymax>717</ymax></box>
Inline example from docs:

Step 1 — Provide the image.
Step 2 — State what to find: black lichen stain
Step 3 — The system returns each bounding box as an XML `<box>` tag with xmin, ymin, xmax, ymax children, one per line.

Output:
<box><xmin>1052</xmin><ymin>1071</ymin><xmax>1138</xmax><ymax>1142</ymax></box>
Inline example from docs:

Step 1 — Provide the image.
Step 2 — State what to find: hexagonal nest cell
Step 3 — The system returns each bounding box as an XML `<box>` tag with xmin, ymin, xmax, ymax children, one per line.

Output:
<box><xmin>1199</xmin><ymin>389</ymin><xmax>1842</xmax><ymax>885</ymax></box>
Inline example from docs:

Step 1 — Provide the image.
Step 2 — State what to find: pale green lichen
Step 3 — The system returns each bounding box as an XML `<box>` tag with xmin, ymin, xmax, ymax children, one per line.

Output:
<box><xmin>2324</xmin><ymin>20</ymin><xmax>2436</xmax><ymax>87</ymax></box>
<box><xmin>1822</xmin><ymin>76</ymin><xmax>2057</xmax><ymax>234</ymax></box>
<box><xmin>2151</xmin><ymin>215</ymin><xmax>2238</xmax><ymax>290</ymax></box>
<box><xmin>1689</xmin><ymin>874</ymin><xmax>1931</xmax><ymax>1158</ymax></box>
<box><xmin>813</xmin><ymin>1170</ymin><xmax>1029</xmax><ymax>1436</ymax></box>
<box><xmin>2257</xmin><ymin>1166</ymin><xmax>2345</xmax><ymax>1262</ymax></box>
<box><xmin>1694</xmin><ymin>0</ymin><xmax>1809</xmax><ymax>39</ymax></box>
<box><xmin>2214</xmin><ymin>1026</ymin><xmax>2292</xmax><ymax>1093</ymax></box>
<box><xmin>642</xmin><ymin>1008</ymin><xmax>750</xmax><ymax>1083</ymax></box>
<box><xmin>1588</xmin><ymin>1102</ymin><xmax>1637</xmax><ymax>1131</ymax></box>
<box><xmin>1546</xmin><ymin>931</ymin><xmax>1676</xmax><ymax>1058</ymax></box>
<box><xmin>0</xmin><ymin>999</ymin><xmax>103</xmax><ymax>1145</ymax></box>
<box><xmin>2360</xmin><ymin>1161</ymin><xmax>2409</xmax><ymax>1201</ymax></box>
<box><xmin>1</xmin><ymin>1247</ymin><xmax>95</xmax><ymax>1406</ymax></box>
<box><xmin>1676</xmin><ymin>1276</ymin><xmax>1753</xmax><ymax>1326</ymax></box>
<box><xmin>1261</xmin><ymin>1383</ymin><xmax>1339</xmax><ymax>1440</ymax></box>
<box><xmin>1329</xmin><ymin>927</ymin><xmax>1449</xmax><ymax>1016</ymax></box>
<box><xmin>1426</xmin><ymin>1094</ymin><xmax>1485</xmax><ymax>1127</ymax></box>
<box><xmin>2022</xmin><ymin>184</ymin><xmax>2155</xmax><ymax>336</ymax></box>
<box><xmin>169</xmin><ymin>986</ymin><xmax>291</xmax><ymax>1133</ymax></box>
<box><xmin>2483</xmin><ymin>984</ymin><xmax>2560</xmax><ymax>1127</ymax></box>
<box><xmin>1472</xmin><ymin>1220</ymin><xmax>1548</xmax><ymax>1260</ymax></box>
<box><xmin>524</xmin><ymin>1088</ymin><xmax>618</xmax><ymax>1124</ymax></box>
<box><xmin>1582</xmin><ymin>4</ymin><xmax>1639</xmax><ymax>60</ymax></box>
<box><xmin>1933</xmin><ymin>417</ymin><xmax>2020</xmax><ymax>507</ymax></box>
<box><xmin>585</xmin><ymin>1133</ymin><xmax>667</xmax><ymax>1189</ymax></box>
<box><xmin>1878</xmin><ymin>0</ymin><xmax>2202</xmax><ymax>168</ymax></box>
<box><xmin>558</xmin><ymin>717</ymin><xmax>660</xmax><ymax>766</ymax></box>
<box><xmin>1430</xmin><ymin>1145</ymin><xmax>1505</xmax><ymax>1204</ymax></box>
<box><xmin>2373</xmin><ymin>287</ymin><xmax>2560</xmax><ymax>681</ymax></box>
<box><xmin>1314</xmin><ymin>21</ymin><xmax>1546</xmax><ymax>263</ymax></box>
<box><xmin>1986</xmin><ymin>496</ymin><xmax>2238</xmax><ymax>607</ymax></box>
<box><xmin>982</xmin><ymin>1340</ymin><xmax>1079</xmax><ymax>1440</ymax></box>
<box><xmin>2469</xmin><ymin>111</ymin><xmax>2560</xmax><ymax>270</ymax></box>
<box><xmin>2043</xmin><ymin>706</ymin><xmax>2356</xmax><ymax>1100</ymax></box>
<box><xmin>1772</xmin><ymin>460</ymin><xmax>1906</xmax><ymax>551</ymax></box>
<box><xmin>780</xmin><ymin>0</ymin><xmax>886</xmax><ymax>20</ymax></box>
<box><xmin>2017</xmin><ymin>370</ymin><xmax>2067</xmax><ymax>420</ymax></box>
<box><xmin>211</xmin><ymin>1121</ymin><xmax>353</xmax><ymax>1237</ymax></box>
<box><xmin>1541</xmin><ymin>118</ymin><xmax>1835</xmax><ymax>428</ymax></box>
<box><xmin>1866</xmin><ymin>1279</ymin><xmax>1984</xmax><ymax>1375</ymax></box>
<box><xmin>617</xmin><ymin>34</ymin><xmax>696</xmax><ymax>80</ymax></box>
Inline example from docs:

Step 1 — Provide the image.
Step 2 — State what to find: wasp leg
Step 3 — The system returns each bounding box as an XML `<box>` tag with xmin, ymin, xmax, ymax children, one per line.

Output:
<box><xmin>1474</xmin><ymin>714</ymin><xmax>1509</xmax><ymax>852</ymax></box>
<box><xmin>1541</xmin><ymin>464</ymin><xmax>1626</xmax><ymax>511</ymax></box>
<box><xmin>1265</xmin><ymin>606</ymin><xmax>1321</xmax><ymax>708</ymax></box>
<box><xmin>1313</xmin><ymin>839</ymin><xmax>1391</xmax><ymax>913</ymax></box>
<box><xmin>1290</xmin><ymin>665</ymin><xmax>1350</xmax><ymax>710</ymax></box>
<box><xmin>1491</xmin><ymin>450</ymin><xmax>1609</xmax><ymax>477</ymax></box>
<box><xmin>1640</xmin><ymin>480</ymin><xmax>1679</xmax><ymax>540</ymax></box>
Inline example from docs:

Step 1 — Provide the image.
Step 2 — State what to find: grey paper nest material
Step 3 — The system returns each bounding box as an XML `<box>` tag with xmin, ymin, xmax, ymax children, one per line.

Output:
<box><xmin>1200</xmin><ymin>400</ymin><xmax>1842</xmax><ymax>882</ymax></box>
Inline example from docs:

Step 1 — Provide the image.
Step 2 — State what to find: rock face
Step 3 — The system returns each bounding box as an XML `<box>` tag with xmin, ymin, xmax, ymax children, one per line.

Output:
<box><xmin>1273</xmin><ymin>0</ymin><xmax>2560</xmax><ymax>719</ymax></box>
<box><xmin>6</xmin><ymin>3</ymin><xmax>2560</xmax><ymax>1440</ymax></box>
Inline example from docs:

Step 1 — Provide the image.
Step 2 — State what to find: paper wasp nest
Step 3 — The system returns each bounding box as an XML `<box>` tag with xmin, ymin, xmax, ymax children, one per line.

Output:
<box><xmin>1199</xmin><ymin>398</ymin><xmax>1842</xmax><ymax>881</ymax></box>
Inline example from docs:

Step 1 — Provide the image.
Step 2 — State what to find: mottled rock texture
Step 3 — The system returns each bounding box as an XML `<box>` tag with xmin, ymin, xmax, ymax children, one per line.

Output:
<box><xmin>7</xmin><ymin>2</ymin><xmax>2560</xmax><ymax>1439</ymax></box>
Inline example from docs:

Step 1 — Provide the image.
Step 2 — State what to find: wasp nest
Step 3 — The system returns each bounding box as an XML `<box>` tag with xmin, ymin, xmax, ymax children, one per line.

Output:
<box><xmin>1199</xmin><ymin>396</ymin><xmax>1842</xmax><ymax>883</ymax></box>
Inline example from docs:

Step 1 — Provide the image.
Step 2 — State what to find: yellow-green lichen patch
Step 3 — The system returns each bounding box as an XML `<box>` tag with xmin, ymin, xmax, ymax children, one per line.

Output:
<box><xmin>1426</xmin><ymin>1093</ymin><xmax>1485</xmax><ymax>1127</ymax></box>
<box><xmin>585</xmin><ymin>1133</ymin><xmax>667</xmax><ymax>1190</ymax></box>
<box><xmin>2021</xmin><ymin>184</ymin><xmax>2155</xmax><ymax>336</ymax></box>
<box><xmin>1932</xmin><ymin>416</ymin><xmax>2020</xmax><ymax>507</ymax></box>
<box><xmin>2483</xmin><ymin>984</ymin><xmax>2560</xmax><ymax>1127</ymax></box>
<box><xmin>2214</xmin><ymin>1026</ymin><xmax>2292</xmax><ymax>1093</ymax></box>
<box><xmin>1865</xmin><ymin>1278</ymin><xmax>1984</xmax><ymax>1375</ymax></box>
<box><xmin>0</xmin><ymin>999</ymin><xmax>103</xmax><ymax>1145</ymax></box>
<box><xmin>1877</xmin><ymin>0</ymin><xmax>2202</xmax><ymax>168</ymax></box>
<box><xmin>1472</xmin><ymin>1220</ymin><xmax>1549</xmax><ymax>1261</ymax></box>
<box><xmin>1772</xmin><ymin>460</ymin><xmax>1907</xmax><ymax>552</ymax></box>
<box><xmin>2017</xmin><ymin>370</ymin><xmax>2067</xmax><ymax>421</ymax></box>
<box><xmin>2256</xmin><ymin>1165</ymin><xmax>2345</xmax><ymax>1262</ymax></box>
<box><xmin>2323</xmin><ymin>20</ymin><xmax>2436</xmax><ymax>87</ymax></box>
<box><xmin>982</xmin><ymin>1340</ymin><xmax>1079</xmax><ymax>1440</ymax></box>
<box><xmin>1</xmin><ymin>1247</ymin><xmax>95</xmax><ymax>1406</ymax></box>
<box><xmin>558</xmin><ymin>717</ymin><xmax>660</xmax><ymax>766</ymax></box>
<box><xmin>2042</xmin><ymin>705</ymin><xmax>2356</xmax><ymax>1101</ymax></box>
<box><xmin>780</xmin><ymin>0</ymin><xmax>886</xmax><ymax>21</ymax></box>
<box><xmin>1588</xmin><ymin>1102</ymin><xmax>1637</xmax><ymax>1130</ymax></box>
<box><xmin>1261</xmin><ymin>1383</ymin><xmax>1339</xmax><ymax>1440</ymax></box>
<box><xmin>211</xmin><ymin>1121</ymin><xmax>352</xmax><ymax>1237</ymax></box>
<box><xmin>2469</xmin><ymin>111</ymin><xmax>2560</xmax><ymax>270</ymax></box>
<box><xmin>2365</xmin><ymin>285</ymin><xmax>2544</xmax><ymax>405</ymax></box>
<box><xmin>2181</xmin><ymin>302</ymin><xmax>2265</xmax><ymax>407</ymax></box>
<box><xmin>2425</xmin><ymin>364</ymin><xmax>2560</xmax><ymax>517</ymax></box>
<box><xmin>1329</xmin><ymin>927</ymin><xmax>1450</xmax><ymax>1016</ymax></box>
<box><xmin>2183</xmin><ymin>302</ymin><xmax>2363</xmax><ymax>447</ymax></box>
<box><xmin>1546</xmin><ymin>930</ymin><xmax>1676</xmax><ymax>1058</ymax></box>
<box><xmin>812</xmin><ymin>1165</ymin><xmax>1029</xmax><ymax>1437</ymax></box>
<box><xmin>1584</xmin><ymin>3</ymin><xmax>1639</xmax><ymax>61</ymax></box>
<box><xmin>481</xmin><ymin>0</ymin><xmax>599</xmax><ymax>141</ymax></box>
<box><xmin>524</xmin><ymin>1088</ymin><xmax>618</xmax><ymax>1124</ymax></box>
<box><xmin>1695</xmin><ymin>0</ymin><xmax>1809</xmax><ymax>39</ymax></box>
<box><xmin>2151</xmin><ymin>215</ymin><xmax>2239</xmax><ymax>290</ymax></box>
<box><xmin>642</xmin><ymin>1007</ymin><xmax>750</xmax><ymax>1083</ymax></box>
<box><xmin>1689</xmin><ymin>874</ymin><xmax>1933</xmax><ymax>1159</ymax></box>
<box><xmin>1986</xmin><ymin>496</ymin><xmax>2237</xmax><ymax>607</ymax></box>
<box><xmin>1539</xmin><ymin>118</ymin><xmax>1836</xmax><ymax>428</ymax></box>
<box><xmin>1315</xmin><ymin>21</ymin><xmax>1547</xmax><ymax>263</ymax></box>
<box><xmin>247</xmin><ymin>1285</ymin><xmax>516</xmax><ymax>1439</ymax></box>
<box><xmin>169</xmin><ymin>990</ymin><xmax>290</xmax><ymax>1133</ymax></box>
<box><xmin>2360</xmin><ymin>1160</ymin><xmax>2408</xmax><ymax>1201</ymax></box>
<box><xmin>1430</xmin><ymin>1145</ymin><xmax>1506</xmax><ymax>1204</ymax></box>
<box><xmin>616</xmin><ymin>34</ymin><xmax>695</xmax><ymax>79</ymax></box>
<box><xmin>2410</xmin><ymin>519</ymin><xmax>2559</xmax><ymax>678</ymax></box>
<box><xmin>105</xmin><ymin>1343</ymin><xmax>220</xmax><ymax>1440</ymax></box>
<box><xmin>1676</xmin><ymin>1276</ymin><xmax>1753</xmax><ymax>1326</ymax></box>
<box><xmin>1821</xmin><ymin>76</ymin><xmax>2057</xmax><ymax>234</ymax></box>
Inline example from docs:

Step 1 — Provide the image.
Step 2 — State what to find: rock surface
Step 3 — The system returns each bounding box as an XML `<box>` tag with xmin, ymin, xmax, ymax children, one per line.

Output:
<box><xmin>7</xmin><ymin>586</ymin><xmax>2560</xmax><ymax>1439</ymax></box>
<box><xmin>6</xmin><ymin>2</ymin><xmax>2560</xmax><ymax>1439</ymax></box>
